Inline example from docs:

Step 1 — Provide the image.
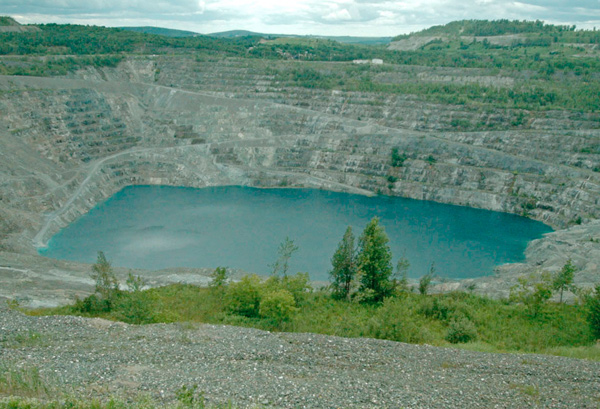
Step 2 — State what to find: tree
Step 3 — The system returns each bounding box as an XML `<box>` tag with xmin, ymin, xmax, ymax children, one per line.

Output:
<box><xmin>91</xmin><ymin>251</ymin><xmax>119</xmax><ymax>300</ymax></box>
<box><xmin>270</xmin><ymin>237</ymin><xmax>299</xmax><ymax>277</ymax></box>
<box><xmin>390</xmin><ymin>147</ymin><xmax>407</xmax><ymax>167</ymax></box>
<box><xmin>259</xmin><ymin>289</ymin><xmax>298</xmax><ymax>326</ymax></box>
<box><xmin>553</xmin><ymin>259</ymin><xmax>576</xmax><ymax>303</ymax></box>
<box><xmin>330</xmin><ymin>226</ymin><xmax>357</xmax><ymax>300</ymax></box>
<box><xmin>393</xmin><ymin>254</ymin><xmax>411</xmax><ymax>293</ymax></box>
<box><xmin>209</xmin><ymin>266</ymin><xmax>229</xmax><ymax>290</ymax></box>
<box><xmin>419</xmin><ymin>263</ymin><xmax>435</xmax><ymax>295</ymax></box>
<box><xmin>587</xmin><ymin>285</ymin><xmax>600</xmax><ymax>339</ymax></box>
<box><xmin>356</xmin><ymin>217</ymin><xmax>393</xmax><ymax>303</ymax></box>
<box><xmin>509</xmin><ymin>272</ymin><xmax>553</xmax><ymax>317</ymax></box>
<box><xmin>126</xmin><ymin>272</ymin><xmax>145</xmax><ymax>292</ymax></box>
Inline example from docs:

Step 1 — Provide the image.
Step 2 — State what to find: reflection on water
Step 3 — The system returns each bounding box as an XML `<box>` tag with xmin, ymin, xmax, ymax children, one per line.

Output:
<box><xmin>40</xmin><ymin>185</ymin><xmax>552</xmax><ymax>280</ymax></box>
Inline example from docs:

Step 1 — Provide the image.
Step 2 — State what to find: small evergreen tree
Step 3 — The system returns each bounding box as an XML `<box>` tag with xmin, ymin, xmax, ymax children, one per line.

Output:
<box><xmin>330</xmin><ymin>226</ymin><xmax>356</xmax><ymax>300</ymax></box>
<box><xmin>419</xmin><ymin>263</ymin><xmax>435</xmax><ymax>295</ymax></box>
<box><xmin>394</xmin><ymin>254</ymin><xmax>411</xmax><ymax>293</ymax></box>
<box><xmin>587</xmin><ymin>285</ymin><xmax>600</xmax><ymax>339</ymax></box>
<box><xmin>270</xmin><ymin>237</ymin><xmax>299</xmax><ymax>277</ymax></box>
<box><xmin>553</xmin><ymin>258</ymin><xmax>576</xmax><ymax>303</ymax></box>
<box><xmin>91</xmin><ymin>251</ymin><xmax>119</xmax><ymax>300</ymax></box>
<box><xmin>356</xmin><ymin>217</ymin><xmax>393</xmax><ymax>303</ymax></box>
<box><xmin>509</xmin><ymin>272</ymin><xmax>554</xmax><ymax>318</ymax></box>
<box><xmin>209</xmin><ymin>267</ymin><xmax>229</xmax><ymax>290</ymax></box>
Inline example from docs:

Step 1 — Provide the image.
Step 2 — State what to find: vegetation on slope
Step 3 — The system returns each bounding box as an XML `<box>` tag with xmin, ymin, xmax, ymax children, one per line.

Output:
<box><xmin>0</xmin><ymin>17</ymin><xmax>18</xmax><ymax>26</ymax></box>
<box><xmin>394</xmin><ymin>19</ymin><xmax>576</xmax><ymax>39</ymax></box>
<box><xmin>28</xmin><ymin>220</ymin><xmax>600</xmax><ymax>361</ymax></box>
<box><xmin>1</xmin><ymin>18</ymin><xmax>599</xmax><ymax>112</ymax></box>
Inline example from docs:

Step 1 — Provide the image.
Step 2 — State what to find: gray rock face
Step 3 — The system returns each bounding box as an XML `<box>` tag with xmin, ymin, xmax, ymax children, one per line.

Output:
<box><xmin>0</xmin><ymin>56</ymin><xmax>599</xmax><ymax>304</ymax></box>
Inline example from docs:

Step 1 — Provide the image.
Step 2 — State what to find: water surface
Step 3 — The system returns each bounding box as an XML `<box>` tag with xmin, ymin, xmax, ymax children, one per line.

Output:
<box><xmin>40</xmin><ymin>185</ymin><xmax>552</xmax><ymax>280</ymax></box>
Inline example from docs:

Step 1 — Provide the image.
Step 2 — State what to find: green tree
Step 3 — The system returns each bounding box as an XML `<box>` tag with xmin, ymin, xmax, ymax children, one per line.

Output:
<box><xmin>553</xmin><ymin>259</ymin><xmax>576</xmax><ymax>303</ymax></box>
<box><xmin>356</xmin><ymin>217</ymin><xmax>393</xmax><ymax>303</ymax></box>
<box><xmin>225</xmin><ymin>274</ymin><xmax>262</xmax><ymax>317</ymax></box>
<box><xmin>259</xmin><ymin>289</ymin><xmax>298</xmax><ymax>326</ymax></box>
<box><xmin>419</xmin><ymin>263</ymin><xmax>435</xmax><ymax>295</ymax></box>
<box><xmin>393</xmin><ymin>254</ymin><xmax>411</xmax><ymax>293</ymax></box>
<box><xmin>91</xmin><ymin>251</ymin><xmax>119</xmax><ymax>300</ymax></box>
<box><xmin>209</xmin><ymin>266</ymin><xmax>229</xmax><ymax>291</ymax></box>
<box><xmin>126</xmin><ymin>272</ymin><xmax>145</xmax><ymax>292</ymax></box>
<box><xmin>270</xmin><ymin>237</ymin><xmax>299</xmax><ymax>277</ymax></box>
<box><xmin>390</xmin><ymin>147</ymin><xmax>407</xmax><ymax>167</ymax></box>
<box><xmin>330</xmin><ymin>226</ymin><xmax>357</xmax><ymax>300</ymax></box>
<box><xmin>509</xmin><ymin>272</ymin><xmax>554</xmax><ymax>317</ymax></box>
<box><xmin>587</xmin><ymin>285</ymin><xmax>600</xmax><ymax>339</ymax></box>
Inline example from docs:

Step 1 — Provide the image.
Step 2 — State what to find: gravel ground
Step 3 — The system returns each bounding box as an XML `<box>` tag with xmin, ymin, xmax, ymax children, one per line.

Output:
<box><xmin>1</xmin><ymin>302</ymin><xmax>599</xmax><ymax>408</ymax></box>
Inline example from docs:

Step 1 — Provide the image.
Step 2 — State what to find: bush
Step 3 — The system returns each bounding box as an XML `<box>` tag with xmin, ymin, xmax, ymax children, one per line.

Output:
<box><xmin>368</xmin><ymin>298</ymin><xmax>434</xmax><ymax>344</ymax></box>
<box><xmin>446</xmin><ymin>317</ymin><xmax>478</xmax><ymax>344</ymax></box>
<box><xmin>225</xmin><ymin>275</ymin><xmax>262</xmax><ymax>318</ymax></box>
<box><xmin>74</xmin><ymin>294</ymin><xmax>111</xmax><ymax>314</ymax></box>
<box><xmin>587</xmin><ymin>285</ymin><xmax>600</xmax><ymax>339</ymax></box>
<box><xmin>419</xmin><ymin>295</ymin><xmax>473</xmax><ymax>322</ymax></box>
<box><xmin>112</xmin><ymin>291</ymin><xmax>155</xmax><ymax>324</ymax></box>
<box><xmin>419</xmin><ymin>297</ymin><xmax>451</xmax><ymax>321</ymax></box>
<box><xmin>509</xmin><ymin>272</ymin><xmax>554</xmax><ymax>317</ymax></box>
<box><xmin>281</xmin><ymin>273</ymin><xmax>312</xmax><ymax>304</ymax></box>
<box><xmin>260</xmin><ymin>289</ymin><xmax>298</xmax><ymax>325</ymax></box>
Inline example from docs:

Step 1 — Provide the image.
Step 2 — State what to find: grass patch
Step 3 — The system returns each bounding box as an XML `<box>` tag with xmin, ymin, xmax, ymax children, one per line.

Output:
<box><xmin>0</xmin><ymin>366</ymin><xmax>49</xmax><ymax>398</ymax></box>
<box><xmin>0</xmin><ymin>392</ymin><xmax>252</xmax><ymax>408</ymax></box>
<box><xmin>3</xmin><ymin>331</ymin><xmax>48</xmax><ymax>349</ymax></box>
<box><xmin>30</xmin><ymin>281</ymin><xmax>599</xmax><ymax>360</ymax></box>
<box><xmin>510</xmin><ymin>383</ymin><xmax>540</xmax><ymax>402</ymax></box>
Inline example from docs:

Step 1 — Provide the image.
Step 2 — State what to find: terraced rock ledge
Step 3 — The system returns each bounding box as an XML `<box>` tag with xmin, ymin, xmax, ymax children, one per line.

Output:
<box><xmin>0</xmin><ymin>58</ymin><xmax>599</xmax><ymax>305</ymax></box>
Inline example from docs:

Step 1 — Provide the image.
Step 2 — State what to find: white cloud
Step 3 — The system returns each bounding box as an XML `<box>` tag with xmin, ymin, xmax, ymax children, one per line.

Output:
<box><xmin>1</xmin><ymin>0</ymin><xmax>599</xmax><ymax>36</ymax></box>
<box><xmin>323</xmin><ymin>9</ymin><xmax>353</xmax><ymax>21</ymax></box>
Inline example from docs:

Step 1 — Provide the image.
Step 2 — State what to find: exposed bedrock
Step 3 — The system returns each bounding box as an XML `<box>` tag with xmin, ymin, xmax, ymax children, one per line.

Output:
<box><xmin>0</xmin><ymin>60</ymin><xmax>599</xmax><ymax>303</ymax></box>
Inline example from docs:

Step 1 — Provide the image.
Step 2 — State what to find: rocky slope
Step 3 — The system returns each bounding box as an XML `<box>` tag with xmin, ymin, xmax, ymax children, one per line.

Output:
<box><xmin>0</xmin><ymin>56</ymin><xmax>599</xmax><ymax>304</ymax></box>
<box><xmin>1</xmin><ymin>303</ymin><xmax>599</xmax><ymax>408</ymax></box>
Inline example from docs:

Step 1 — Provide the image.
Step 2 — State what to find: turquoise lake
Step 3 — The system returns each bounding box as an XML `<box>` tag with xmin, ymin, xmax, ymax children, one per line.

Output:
<box><xmin>40</xmin><ymin>185</ymin><xmax>553</xmax><ymax>280</ymax></box>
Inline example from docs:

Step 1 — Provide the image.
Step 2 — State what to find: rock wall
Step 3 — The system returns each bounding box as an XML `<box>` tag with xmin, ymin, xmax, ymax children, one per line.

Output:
<box><xmin>0</xmin><ymin>57</ymin><xmax>599</xmax><ymax>298</ymax></box>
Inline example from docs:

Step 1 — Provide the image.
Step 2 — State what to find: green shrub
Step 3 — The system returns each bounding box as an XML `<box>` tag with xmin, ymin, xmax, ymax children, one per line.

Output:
<box><xmin>281</xmin><ymin>273</ymin><xmax>312</xmax><ymax>304</ymax></box>
<box><xmin>368</xmin><ymin>298</ymin><xmax>435</xmax><ymax>344</ymax></box>
<box><xmin>225</xmin><ymin>275</ymin><xmax>262</xmax><ymax>318</ymax></box>
<box><xmin>509</xmin><ymin>272</ymin><xmax>554</xmax><ymax>317</ymax></box>
<box><xmin>446</xmin><ymin>317</ymin><xmax>478</xmax><ymax>344</ymax></box>
<box><xmin>419</xmin><ymin>297</ymin><xmax>452</xmax><ymax>321</ymax></box>
<box><xmin>176</xmin><ymin>384</ymin><xmax>205</xmax><ymax>408</ymax></box>
<box><xmin>112</xmin><ymin>291</ymin><xmax>156</xmax><ymax>325</ymax></box>
<box><xmin>209</xmin><ymin>267</ymin><xmax>229</xmax><ymax>290</ymax></box>
<box><xmin>74</xmin><ymin>294</ymin><xmax>111</xmax><ymax>314</ymax></box>
<box><xmin>587</xmin><ymin>285</ymin><xmax>600</xmax><ymax>339</ymax></box>
<box><xmin>259</xmin><ymin>289</ymin><xmax>298</xmax><ymax>325</ymax></box>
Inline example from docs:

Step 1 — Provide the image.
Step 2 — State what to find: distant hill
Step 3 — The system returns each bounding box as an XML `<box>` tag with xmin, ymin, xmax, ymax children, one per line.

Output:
<box><xmin>119</xmin><ymin>26</ymin><xmax>201</xmax><ymax>37</ymax></box>
<box><xmin>0</xmin><ymin>16</ymin><xmax>41</xmax><ymax>33</ymax></box>
<box><xmin>209</xmin><ymin>30</ymin><xmax>270</xmax><ymax>38</ymax></box>
<box><xmin>209</xmin><ymin>30</ymin><xmax>390</xmax><ymax>45</ymax></box>
<box><xmin>0</xmin><ymin>16</ymin><xmax>19</xmax><ymax>26</ymax></box>
<box><xmin>389</xmin><ymin>19</ymin><xmax>599</xmax><ymax>50</ymax></box>
<box><xmin>392</xmin><ymin>19</ymin><xmax>579</xmax><ymax>41</ymax></box>
<box><xmin>317</xmin><ymin>36</ymin><xmax>391</xmax><ymax>45</ymax></box>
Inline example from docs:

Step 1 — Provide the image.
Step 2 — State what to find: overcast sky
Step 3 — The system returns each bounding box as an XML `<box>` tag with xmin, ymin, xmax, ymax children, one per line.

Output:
<box><xmin>1</xmin><ymin>1</ymin><xmax>599</xmax><ymax>37</ymax></box>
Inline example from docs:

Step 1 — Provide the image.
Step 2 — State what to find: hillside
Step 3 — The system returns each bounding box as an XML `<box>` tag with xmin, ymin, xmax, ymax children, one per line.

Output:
<box><xmin>119</xmin><ymin>26</ymin><xmax>202</xmax><ymax>37</ymax></box>
<box><xmin>2</xmin><ymin>301</ymin><xmax>599</xmax><ymax>408</ymax></box>
<box><xmin>390</xmin><ymin>19</ymin><xmax>600</xmax><ymax>51</ymax></box>
<box><xmin>0</xmin><ymin>16</ymin><xmax>40</xmax><ymax>33</ymax></box>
